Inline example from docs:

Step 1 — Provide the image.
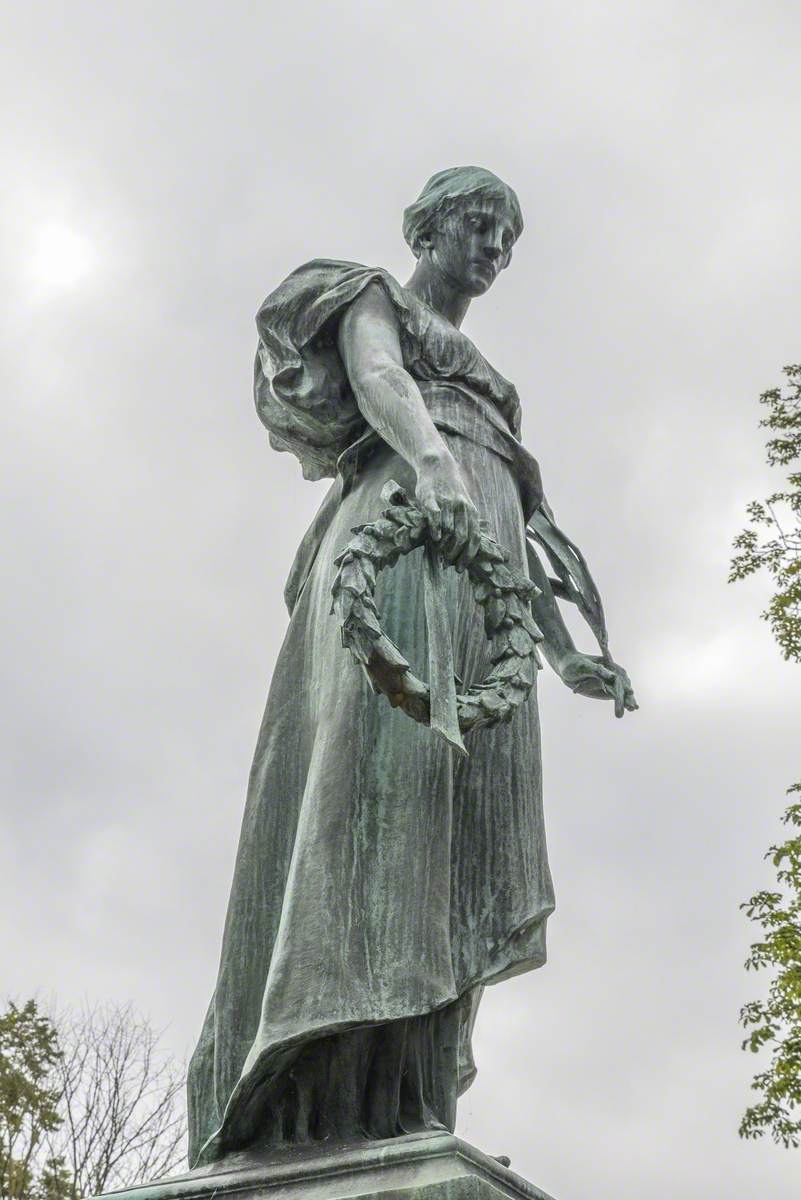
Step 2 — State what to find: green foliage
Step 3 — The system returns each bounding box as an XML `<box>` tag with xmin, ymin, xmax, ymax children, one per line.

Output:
<box><xmin>733</xmin><ymin>366</ymin><xmax>801</xmax><ymax>1148</ymax></box>
<box><xmin>0</xmin><ymin>1001</ymin><xmax>63</xmax><ymax>1200</ymax></box>
<box><xmin>730</xmin><ymin>364</ymin><xmax>801</xmax><ymax>661</ymax></box>
<box><xmin>0</xmin><ymin>998</ymin><xmax>185</xmax><ymax>1200</ymax></box>
<box><xmin>739</xmin><ymin>788</ymin><xmax>801</xmax><ymax>1148</ymax></box>
<box><xmin>34</xmin><ymin>1158</ymin><xmax>73</xmax><ymax>1200</ymax></box>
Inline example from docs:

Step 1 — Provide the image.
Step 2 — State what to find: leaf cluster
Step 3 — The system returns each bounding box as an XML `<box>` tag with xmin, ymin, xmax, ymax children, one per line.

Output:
<box><xmin>730</xmin><ymin>364</ymin><xmax>801</xmax><ymax>661</ymax></box>
<box><xmin>0</xmin><ymin>1001</ymin><xmax>63</xmax><ymax>1200</ymax></box>
<box><xmin>733</xmin><ymin>366</ymin><xmax>801</xmax><ymax>1149</ymax></box>
<box><xmin>739</xmin><ymin>788</ymin><xmax>801</xmax><ymax>1148</ymax></box>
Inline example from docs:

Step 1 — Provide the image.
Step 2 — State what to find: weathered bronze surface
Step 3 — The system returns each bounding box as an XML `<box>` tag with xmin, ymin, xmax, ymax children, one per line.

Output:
<box><xmin>97</xmin><ymin>1132</ymin><xmax>557</xmax><ymax>1200</ymax></box>
<box><xmin>185</xmin><ymin>167</ymin><xmax>636</xmax><ymax>1171</ymax></box>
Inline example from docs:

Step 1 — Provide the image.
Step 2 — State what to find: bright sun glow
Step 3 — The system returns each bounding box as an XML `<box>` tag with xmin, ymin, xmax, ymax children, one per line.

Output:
<box><xmin>29</xmin><ymin>223</ymin><xmax>95</xmax><ymax>291</ymax></box>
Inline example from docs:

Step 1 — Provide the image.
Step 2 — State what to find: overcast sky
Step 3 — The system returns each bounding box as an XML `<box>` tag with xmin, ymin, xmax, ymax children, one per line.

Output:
<box><xmin>2</xmin><ymin>3</ymin><xmax>801</xmax><ymax>1198</ymax></box>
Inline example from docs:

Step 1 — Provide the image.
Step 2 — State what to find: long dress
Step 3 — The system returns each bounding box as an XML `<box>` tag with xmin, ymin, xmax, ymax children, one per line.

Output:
<box><xmin>187</xmin><ymin>261</ymin><xmax>558</xmax><ymax>1167</ymax></box>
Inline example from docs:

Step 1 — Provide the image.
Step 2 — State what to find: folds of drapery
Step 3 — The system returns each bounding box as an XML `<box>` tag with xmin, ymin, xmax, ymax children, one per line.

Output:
<box><xmin>258</xmin><ymin>258</ymin><xmax>611</xmax><ymax>661</ymax></box>
<box><xmin>284</xmin><ymin>480</ymin><xmax>611</xmax><ymax>663</ymax></box>
<box><xmin>255</xmin><ymin>261</ymin><xmax>416</xmax><ymax>481</ymax></box>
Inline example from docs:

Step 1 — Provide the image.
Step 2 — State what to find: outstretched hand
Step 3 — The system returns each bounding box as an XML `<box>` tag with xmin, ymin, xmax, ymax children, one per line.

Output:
<box><xmin>558</xmin><ymin>651</ymin><xmax>638</xmax><ymax>718</ymax></box>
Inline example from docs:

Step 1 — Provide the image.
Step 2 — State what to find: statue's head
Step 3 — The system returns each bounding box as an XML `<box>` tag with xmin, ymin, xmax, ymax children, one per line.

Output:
<box><xmin>402</xmin><ymin>166</ymin><xmax>523</xmax><ymax>297</ymax></box>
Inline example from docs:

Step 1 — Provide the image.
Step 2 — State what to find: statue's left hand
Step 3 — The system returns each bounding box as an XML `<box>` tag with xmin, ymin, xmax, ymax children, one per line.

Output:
<box><xmin>558</xmin><ymin>651</ymin><xmax>638</xmax><ymax>718</ymax></box>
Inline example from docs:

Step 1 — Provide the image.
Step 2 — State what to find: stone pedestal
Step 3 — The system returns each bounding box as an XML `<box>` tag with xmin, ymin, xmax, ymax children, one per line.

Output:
<box><xmin>96</xmin><ymin>1131</ymin><xmax>556</xmax><ymax>1200</ymax></box>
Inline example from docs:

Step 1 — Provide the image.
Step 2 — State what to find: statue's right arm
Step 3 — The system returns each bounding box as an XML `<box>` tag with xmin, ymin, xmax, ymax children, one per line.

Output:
<box><xmin>337</xmin><ymin>283</ymin><xmax>480</xmax><ymax>560</ymax></box>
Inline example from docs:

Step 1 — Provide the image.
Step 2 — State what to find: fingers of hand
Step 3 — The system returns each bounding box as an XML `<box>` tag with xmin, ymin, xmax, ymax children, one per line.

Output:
<box><xmin>605</xmin><ymin>670</ymin><xmax>638</xmax><ymax>717</ymax></box>
<box><xmin>608</xmin><ymin>662</ymin><xmax>637</xmax><ymax>715</ymax></box>
<box><xmin>466</xmin><ymin>513</ymin><xmax>481</xmax><ymax>563</ymax></box>
<box><xmin>417</xmin><ymin>484</ymin><xmax>480</xmax><ymax>565</ymax></box>
<box><xmin>454</xmin><ymin>511</ymin><xmax>481</xmax><ymax>572</ymax></box>
<box><xmin>445</xmin><ymin>505</ymin><xmax>468</xmax><ymax>563</ymax></box>
<box><xmin>426</xmin><ymin>501</ymin><xmax>442</xmax><ymax>542</ymax></box>
<box><xmin>438</xmin><ymin>496</ymin><xmax>479</xmax><ymax>563</ymax></box>
<box><xmin>439</xmin><ymin>501</ymin><xmax>454</xmax><ymax>548</ymax></box>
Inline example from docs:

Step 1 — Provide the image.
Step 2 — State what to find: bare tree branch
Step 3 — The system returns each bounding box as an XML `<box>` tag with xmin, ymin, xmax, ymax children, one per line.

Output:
<box><xmin>45</xmin><ymin>1001</ymin><xmax>187</xmax><ymax>1197</ymax></box>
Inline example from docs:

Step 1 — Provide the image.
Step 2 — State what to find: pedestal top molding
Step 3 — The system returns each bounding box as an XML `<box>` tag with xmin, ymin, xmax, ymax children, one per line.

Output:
<box><xmin>94</xmin><ymin>1131</ymin><xmax>557</xmax><ymax>1200</ymax></box>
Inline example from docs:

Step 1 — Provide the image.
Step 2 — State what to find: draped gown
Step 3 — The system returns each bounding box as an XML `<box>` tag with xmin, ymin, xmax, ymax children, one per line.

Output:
<box><xmin>186</xmin><ymin>261</ymin><xmax>562</xmax><ymax>1167</ymax></box>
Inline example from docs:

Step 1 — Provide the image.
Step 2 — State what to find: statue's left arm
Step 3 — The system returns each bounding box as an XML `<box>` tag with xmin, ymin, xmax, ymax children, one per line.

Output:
<box><xmin>526</xmin><ymin>537</ymin><xmax>637</xmax><ymax>719</ymax></box>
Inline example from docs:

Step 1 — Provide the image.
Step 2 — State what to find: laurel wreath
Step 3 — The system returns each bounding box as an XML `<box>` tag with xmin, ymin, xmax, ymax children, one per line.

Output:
<box><xmin>331</xmin><ymin>481</ymin><xmax>544</xmax><ymax>737</ymax></box>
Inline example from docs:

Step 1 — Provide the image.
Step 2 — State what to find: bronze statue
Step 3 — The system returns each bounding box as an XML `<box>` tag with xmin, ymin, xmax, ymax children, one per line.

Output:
<box><xmin>187</xmin><ymin>167</ymin><xmax>636</xmax><ymax>1167</ymax></box>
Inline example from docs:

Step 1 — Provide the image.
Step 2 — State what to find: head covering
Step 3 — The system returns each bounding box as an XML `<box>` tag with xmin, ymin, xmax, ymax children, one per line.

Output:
<box><xmin>402</xmin><ymin>166</ymin><xmax>523</xmax><ymax>257</ymax></box>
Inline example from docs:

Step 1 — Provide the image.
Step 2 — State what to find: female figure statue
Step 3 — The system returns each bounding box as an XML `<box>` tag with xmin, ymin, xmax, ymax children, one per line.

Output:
<box><xmin>187</xmin><ymin>167</ymin><xmax>636</xmax><ymax>1167</ymax></box>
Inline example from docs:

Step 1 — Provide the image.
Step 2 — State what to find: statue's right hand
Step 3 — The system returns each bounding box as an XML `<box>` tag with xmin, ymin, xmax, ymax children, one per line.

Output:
<box><xmin>415</xmin><ymin>448</ymin><xmax>481</xmax><ymax>565</ymax></box>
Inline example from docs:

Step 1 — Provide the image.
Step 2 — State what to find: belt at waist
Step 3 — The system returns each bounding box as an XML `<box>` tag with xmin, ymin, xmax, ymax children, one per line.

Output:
<box><xmin>419</xmin><ymin>382</ymin><xmax>542</xmax><ymax>518</ymax></box>
<box><xmin>338</xmin><ymin>382</ymin><xmax>543</xmax><ymax>519</ymax></box>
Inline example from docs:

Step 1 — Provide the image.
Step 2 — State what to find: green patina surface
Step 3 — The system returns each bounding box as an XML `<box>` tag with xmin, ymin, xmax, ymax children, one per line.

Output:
<box><xmin>93</xmin><ymin>1133</ymin><xmax>556</xmax><ymax>1200</ymax></box>
<box><xmin>174</xmin><ymin>167</ymin><xmax>636</xmax><ymax>1177</ymax></box>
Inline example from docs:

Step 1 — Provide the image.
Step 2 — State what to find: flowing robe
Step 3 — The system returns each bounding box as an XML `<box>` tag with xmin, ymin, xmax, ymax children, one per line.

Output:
<box><xmin>187</xmin><ymin>262</ymin><xmax>561</xmax><ymax>1166</ymax></box>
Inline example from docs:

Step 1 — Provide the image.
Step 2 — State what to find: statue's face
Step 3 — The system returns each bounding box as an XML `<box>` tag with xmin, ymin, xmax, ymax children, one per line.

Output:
<box><xmin>427</xmin><ymin>194</ymin><xmax>518</xmax><ymax>297</ymax></box>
